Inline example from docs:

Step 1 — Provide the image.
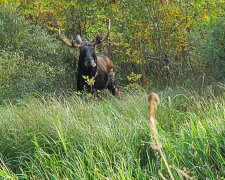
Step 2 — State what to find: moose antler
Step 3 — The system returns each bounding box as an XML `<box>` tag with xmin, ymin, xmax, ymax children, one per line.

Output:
<box><xmin>58</xmin><ymin>29</ymin><xmax>81</xmax><ymax>48</ymax></box>
<box><xmin>92</xmin><ymin>19</ymin><xmax>111</xmax><ymax>46</ymax></box>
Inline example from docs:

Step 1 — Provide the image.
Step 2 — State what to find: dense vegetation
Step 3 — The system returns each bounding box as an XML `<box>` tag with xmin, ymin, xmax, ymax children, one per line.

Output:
<box><xmin>0</xmin><ymin>88</ymin><xmax>225</xmax><ymax>179</ymax></box>
<box><xmin>0</xmin><ymin>0</ymin><xmax>224</xmax><ymax>102</ymax></box>
<box><xmin>0</xmin><ymin>0</ymin><xmax>224</xmax><ymax>179</ymax></box>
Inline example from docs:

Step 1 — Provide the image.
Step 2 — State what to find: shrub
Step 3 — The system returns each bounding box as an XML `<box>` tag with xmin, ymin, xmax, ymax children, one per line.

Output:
<box><xmin>191</xmin><ymin>17</ymin><xmax>225</xmax><ymax>82</ymax></box>
<box><xmin>0</xmin><ymin>5</ymin><xmax>77</xmax><ymax>103</ymax></box>
<box><xmin>0</xmin><ymin>51</ymin><xmax>62</xmax><ymax>103</ymax></box>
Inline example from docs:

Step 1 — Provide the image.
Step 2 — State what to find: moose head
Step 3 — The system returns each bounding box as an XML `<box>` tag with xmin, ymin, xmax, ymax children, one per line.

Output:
<box><xmin>58</xmin><ymin>20</ymin><xmax>117</xmax><ymax>95</ymax></box>
<box><xmin>58</xmin><ymin>20</ymin><xmax>110</xmax><ymax>68</ymax></box>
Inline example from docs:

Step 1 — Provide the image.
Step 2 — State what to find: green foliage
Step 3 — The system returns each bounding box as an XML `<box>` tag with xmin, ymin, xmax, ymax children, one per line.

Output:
<box><xmin>0</xmin><ymin>87</ymin><xmax>224</xmax><ymax>178</ymax></box>
<box><xmin>0</xmin><ymin>51</ymin><xmax>63</xmax><ymax>103</ymax></box>
<box><xmin>0</xmin><ymin>5</ymin><xmax>77</xmax><ymax>102</ymax></box>
<box><xmin>0</xmin><ymin>0</ymin><xmax>225</xmax><ymax>179</ymax></box>
<box><xmin>192</xmin><ymin>17</ymin><xmax>225</xmax><ymax>81</ymax></box>
<box><xmin>126</xmin><ymin>72</ymin><xmax>142</xmax><ymax>89</ymax></box>
<box><xmin>82</xmin><ymin>75</ymin><xmax>96</xmax><ymax>87</ymax></box>
<box><xmin>0</xmin><ymin>2</ymin><xmax>224</xmax><ymax>179</ymax></box>
<box><xmin>0</xmin><ymin>5</ymin><xmax>75</xmax><ymax>63</ymax></box>
<box><xmin>0</xmin><ymin>1</ymin><xmax>224</xmax><ymax>101</ymax></box>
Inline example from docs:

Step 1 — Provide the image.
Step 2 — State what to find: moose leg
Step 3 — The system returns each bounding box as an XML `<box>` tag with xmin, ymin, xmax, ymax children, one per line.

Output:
<box><xmin>77</xmin><ymin>74</ymin><xmax>86</xmax><ymax>92</ymax></box>
<box><xmin>107</xmin><ymin>71</ymin><xmax>117</xmax><ymax>96</ymax></box>
<box><xmin>109</xmin><ymin>86</ymin><xmax>116</xmax><ymax>96</ymax></box>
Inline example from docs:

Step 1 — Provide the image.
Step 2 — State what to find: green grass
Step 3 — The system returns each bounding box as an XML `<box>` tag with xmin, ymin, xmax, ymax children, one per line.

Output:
<box><xmin>0</xmin><ymin>87</ymin><xmax>224</xmax><ymax>179</ymax></box>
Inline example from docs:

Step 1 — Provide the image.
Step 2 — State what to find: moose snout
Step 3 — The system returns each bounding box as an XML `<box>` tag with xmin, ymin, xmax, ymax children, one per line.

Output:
<box><xmin>92</xmin><ymin>62</ymin><xmax>96</xmax><ymax>67</ymax></box>
<box><xmin>85</xmin><ymin>59</ymin><xmax>96</xmax><ymax>68</ymax></box>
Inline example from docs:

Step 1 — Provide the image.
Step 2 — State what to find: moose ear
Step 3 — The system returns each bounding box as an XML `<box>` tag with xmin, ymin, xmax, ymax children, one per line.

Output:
<box><xmin>76</xmin><ymin>35</ymin><xmax>83</xmax><ymax>44</ymax></box>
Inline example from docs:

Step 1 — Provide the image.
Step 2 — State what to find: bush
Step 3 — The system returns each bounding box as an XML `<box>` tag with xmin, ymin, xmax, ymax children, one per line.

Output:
<box><xmin>0</xmin><ymin>5</ymin><xmax>78</xmax><ymax>103</ymax></box>
<box><xmin>0</xmin><ymin>51</ymin><xmax>62</xmax><ymax>103</ymax></box>
<box><xmin>192</xmin><ymin>17</ymin><xmax>225</xmax><ymax>82</ymax></box>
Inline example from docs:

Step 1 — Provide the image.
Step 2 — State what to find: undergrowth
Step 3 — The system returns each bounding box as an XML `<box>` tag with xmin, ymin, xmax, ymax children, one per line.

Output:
<box><xmin>0</xmin><ymin>87</ymin><xmax>224</xmax><ymax>179</ymax></box>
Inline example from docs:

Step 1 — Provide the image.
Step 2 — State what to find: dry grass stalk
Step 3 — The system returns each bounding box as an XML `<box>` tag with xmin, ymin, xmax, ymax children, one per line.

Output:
<box><xmin>158</xmin><ymin>170</ymin><xmax>167</xmax><ymax>180</ymax></box>
<box><xmin>148</xmin><ymin>92</ymin><xmax>175</xmax><ymax>180</ymax></box>
<box><xmin>176</xmin><ymin>168</ymin><xmax>194</xmax><ymax>180</ymax></box>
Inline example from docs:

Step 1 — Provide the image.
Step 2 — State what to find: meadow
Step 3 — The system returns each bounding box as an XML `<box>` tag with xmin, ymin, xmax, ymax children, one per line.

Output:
<box><xmin>0</xmin><ymin>87</ymin><xmax>224</xmax><ymax>179</ymax></box>
<box><xmin>0</xmin><ymin>1</ymin><xmax>224</xmax><ymax>179</ymax></box>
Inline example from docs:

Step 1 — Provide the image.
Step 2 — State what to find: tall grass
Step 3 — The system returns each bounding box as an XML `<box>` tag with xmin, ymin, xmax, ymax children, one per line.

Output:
<box><xmin>0</xmin><ymin>87</ymin><xmax>224</xmax><ymax>179</ymax></box>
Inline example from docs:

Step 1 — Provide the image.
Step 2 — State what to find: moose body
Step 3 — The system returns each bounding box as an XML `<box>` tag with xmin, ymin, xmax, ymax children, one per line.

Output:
<box><xmin>58</xmin><ymin>20</ymin><xmax>117</xmax><ymax>95</ymax></box>
<box><xmin>77</xmin><ymin>54</ymin><xmax>116</xmax><ymax>95</ymax></box>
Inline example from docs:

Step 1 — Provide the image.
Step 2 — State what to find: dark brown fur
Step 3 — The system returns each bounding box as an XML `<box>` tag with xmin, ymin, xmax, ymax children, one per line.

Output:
<box><xmin>59</xmin><ymin>21</ymin><xmax>116</xmax><ymax>95</ymax></box>
<box><xmin>77</xmin><ymin>53</ymin><xmax>117</xmax><ymax>95</ymax></box>
<box><xmin>58</xmin><ymin>20</ymin><xmax>117</xmax><ymax>95</ymax></box>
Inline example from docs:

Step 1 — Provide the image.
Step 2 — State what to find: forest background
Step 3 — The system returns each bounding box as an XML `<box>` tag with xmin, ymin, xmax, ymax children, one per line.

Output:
<box><xmin>0</xmin><ymin>1</ymin><xmax>225</xmax><ymax>179</ymax></box>
<box><xmin>0</xmin><ymin>0</ymin><xmax>224</xmax><ymax>101</ymax></box>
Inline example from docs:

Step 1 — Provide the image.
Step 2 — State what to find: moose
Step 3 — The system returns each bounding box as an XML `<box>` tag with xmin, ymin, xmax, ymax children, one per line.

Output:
<box><xmin>58</xmin><ymin>20</ymin><xmax>117</xmax><ymax>95</ymax></box>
